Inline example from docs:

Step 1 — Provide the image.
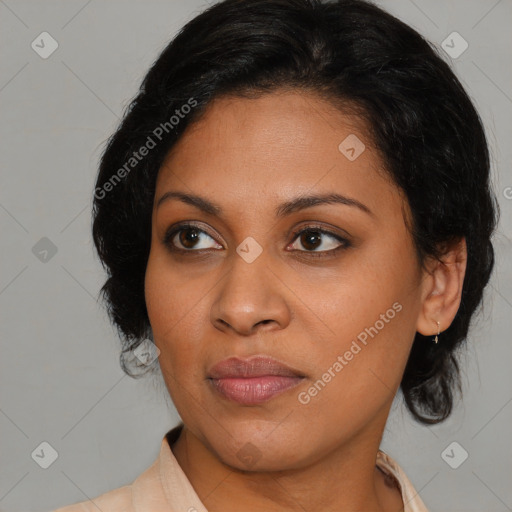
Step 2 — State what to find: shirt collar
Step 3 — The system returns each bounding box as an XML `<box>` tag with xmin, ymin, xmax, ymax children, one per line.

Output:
<box><xmin>132</xmin><ymin>422</ymin><xmax>209</xmax><ymax>512</ymax></box>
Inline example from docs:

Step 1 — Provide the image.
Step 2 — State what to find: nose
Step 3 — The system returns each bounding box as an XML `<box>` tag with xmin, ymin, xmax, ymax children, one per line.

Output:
<box><xmin>210</xmin><ymin>251</ymin><xmax>291</xmax><ymax>337</ymax></box>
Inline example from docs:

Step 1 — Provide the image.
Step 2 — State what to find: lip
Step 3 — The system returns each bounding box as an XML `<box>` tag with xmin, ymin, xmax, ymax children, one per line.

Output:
<box><xmin>207</xmin><ymin>356</ymin><xmax>305</xmax><ymax>405</ymax></box>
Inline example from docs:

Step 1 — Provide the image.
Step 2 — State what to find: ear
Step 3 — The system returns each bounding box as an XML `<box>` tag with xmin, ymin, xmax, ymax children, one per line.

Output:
<box><xmin>416</xmin><ymin>237</ymin><xmax>468</xmax><ymax>337</ymax></box>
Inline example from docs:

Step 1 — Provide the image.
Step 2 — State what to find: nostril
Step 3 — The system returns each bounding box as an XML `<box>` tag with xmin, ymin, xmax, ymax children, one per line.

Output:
<box><xmin>256</xmin><ymin>319</ymin><xmax>273</xmax><ymax>327</ymax></box>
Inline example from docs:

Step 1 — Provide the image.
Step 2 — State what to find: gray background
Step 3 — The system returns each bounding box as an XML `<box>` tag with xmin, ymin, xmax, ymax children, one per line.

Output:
<box><xmin>0</xmin><ymin>1</ymin><xmax>511</xmax><ymax>511</ymax></box>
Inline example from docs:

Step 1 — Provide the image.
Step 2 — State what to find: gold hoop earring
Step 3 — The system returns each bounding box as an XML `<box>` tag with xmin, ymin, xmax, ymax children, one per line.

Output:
<box><xmin>433</xmin><ymin>321</ymin><xmax>440</xmax><ymax>344</ymax></box>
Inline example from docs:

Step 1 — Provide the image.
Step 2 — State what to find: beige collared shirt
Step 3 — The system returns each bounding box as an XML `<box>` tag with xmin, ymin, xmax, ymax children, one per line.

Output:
<box><xmin>53</xmin><ymin>424</ymin><xmax>429</xmax><ymax>512</ymax></box>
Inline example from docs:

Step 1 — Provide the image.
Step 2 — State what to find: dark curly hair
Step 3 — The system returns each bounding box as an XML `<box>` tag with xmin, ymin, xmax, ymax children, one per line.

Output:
<box><xmin>91</xmin><ymin>0</ymin><xmax>498</xmax><ymax>424</ymax></box>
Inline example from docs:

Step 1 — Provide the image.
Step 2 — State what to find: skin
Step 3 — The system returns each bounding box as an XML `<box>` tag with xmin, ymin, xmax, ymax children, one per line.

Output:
<box><xmin>144</xmin><ymin>89</ymin><xmax>467</xmax><ymax>512</ymax></box>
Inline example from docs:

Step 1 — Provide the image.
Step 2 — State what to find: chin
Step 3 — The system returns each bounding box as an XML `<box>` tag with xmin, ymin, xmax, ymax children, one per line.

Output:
<box><xmin>206</xmin><ymin>423</ymin><xmax>315</xmax><ymax>473</ymax></box>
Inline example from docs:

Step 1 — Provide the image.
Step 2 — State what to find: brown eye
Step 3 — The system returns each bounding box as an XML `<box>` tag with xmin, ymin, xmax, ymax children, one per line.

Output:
<box><xmin>177</xmin><ymin>227</ymin><xmax>201</xmax><ymax>249</ymax></box>
<box><xmin>163</xmin><ymin>223</ymin><xmax>222</xmax><ymax>252</ymax></box>
<box><xmin>288</xmin><ymin>226</ymin><xmax>351</xmax><ymax>258</ymax></box>
<box><xmin>299</xmin><ymin>230</ymin><xmax>323</xmax><ymax>251</ymax></box>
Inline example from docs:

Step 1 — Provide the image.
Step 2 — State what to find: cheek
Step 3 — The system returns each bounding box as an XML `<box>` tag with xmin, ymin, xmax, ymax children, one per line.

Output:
<box><xmin>300</xmin><ymin>239</ymin><xmax>421</xmax><ymax>402</ymax></box>
<box><xmin>144</xmin><ymin>252</ymin><xmax>204</xmax><ymax>362</ymax></box>
<box><xmin>145</xmin><ymin>264</ymin><xmax>205</xmax><ymax>414</ymax></box>
<box><xmin>314</xmin><ymin>240</ymin><xmax>419</xmax><ymax>344</ymax></box>
<box><xmin>144</xmin><ymin>254</ymin><xmax>177</xmax><ymax>333</ymax></box>
<box><xmin>145</xmin><ymin>241</ymin><xmax>202</xmax><ymax>323</ymax></box>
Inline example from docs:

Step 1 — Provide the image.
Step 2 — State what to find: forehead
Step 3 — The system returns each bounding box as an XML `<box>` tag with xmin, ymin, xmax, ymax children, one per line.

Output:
<box><xmin>155</xmin><ymin>90</ymin><xmax>405</xmax><ymax>224</ymax></box>
<box><xmin>161</xmin><ymin>90</ymin><xmax>373</xmax><ymax>168</ymax></box>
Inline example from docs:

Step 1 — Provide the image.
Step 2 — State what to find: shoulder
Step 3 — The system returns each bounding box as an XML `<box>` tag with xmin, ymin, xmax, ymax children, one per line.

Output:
<box><xmin>51</xmin><ymin>484</ymin><xmax>132</xmax><ymax>512</ymax></box>
<box><xmin>51</xmin><ymin>425</ymin><xmax>187</xmax><ymax>512</ymax></box>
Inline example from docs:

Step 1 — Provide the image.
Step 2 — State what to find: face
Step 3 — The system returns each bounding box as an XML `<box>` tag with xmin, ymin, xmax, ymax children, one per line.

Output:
<box><xmin>145</xmin><ymin>90</ymin><xmax>427</xmax><ymax>472</ymax></box>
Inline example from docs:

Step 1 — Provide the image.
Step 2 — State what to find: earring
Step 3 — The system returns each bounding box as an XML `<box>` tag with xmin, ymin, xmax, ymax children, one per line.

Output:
<box><xmin>433</xmin><ymin>321</ymin><xmax>440</xmax><ymax>344</ymax></box>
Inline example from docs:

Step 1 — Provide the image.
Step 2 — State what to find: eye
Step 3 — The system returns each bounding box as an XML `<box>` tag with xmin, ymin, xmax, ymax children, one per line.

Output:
<box><xmin>163</xmin><ymin>223</ymin><xmax>222</xmax><ymax>252</ymax></box>
<box><xmin>288</xmin><ymin>226</ymin><xmax>351</xmax><ymax>257</ymax></box>
<box><xmin>163</xmin><ymin>223</ymin><xmax>351</xmax><ymax>258</ymax></box>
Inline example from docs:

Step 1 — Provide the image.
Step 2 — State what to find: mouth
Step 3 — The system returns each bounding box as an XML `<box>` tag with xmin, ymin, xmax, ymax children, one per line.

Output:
<box><xmin>207</xmin><ymin>355</ymin><xmax>306</xmax><ymax>406</ymax></box>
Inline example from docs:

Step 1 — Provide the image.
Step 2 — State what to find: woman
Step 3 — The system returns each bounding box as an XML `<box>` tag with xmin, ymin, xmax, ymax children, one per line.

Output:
<box><xmin>53</xmin><ymin>0</ymin><xmax>497</xmax><ymax>510</ymax></box>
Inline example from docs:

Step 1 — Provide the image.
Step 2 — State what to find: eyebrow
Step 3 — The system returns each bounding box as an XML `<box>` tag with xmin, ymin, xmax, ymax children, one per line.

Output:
<box><xmin>156</xmin><ymin>191</ymin><xmax>374</xmax><ymax>218</ymax></box>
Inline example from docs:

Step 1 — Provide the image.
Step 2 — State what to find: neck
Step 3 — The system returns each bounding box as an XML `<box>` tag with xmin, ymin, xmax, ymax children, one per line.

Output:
<box><xmin>170</xmin><ymin>417</ymin><xmax>403</xmax><ymax>512</ymax></box>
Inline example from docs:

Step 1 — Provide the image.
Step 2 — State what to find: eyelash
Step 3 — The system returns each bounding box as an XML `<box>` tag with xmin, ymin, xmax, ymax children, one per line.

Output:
<box><xmin>162</xmin><ymin>222</ymin><xmax>351</xmax><ymax>259</ymax></box>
